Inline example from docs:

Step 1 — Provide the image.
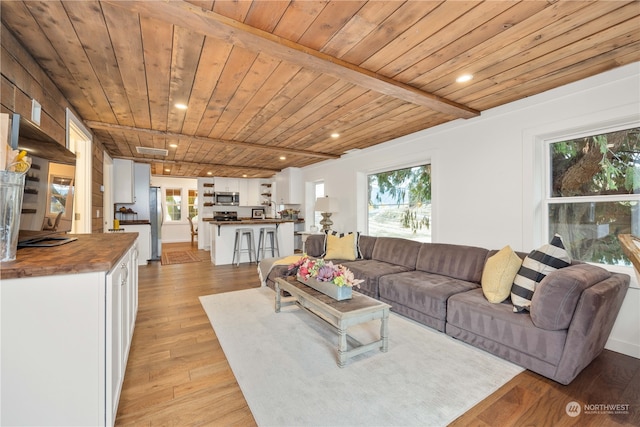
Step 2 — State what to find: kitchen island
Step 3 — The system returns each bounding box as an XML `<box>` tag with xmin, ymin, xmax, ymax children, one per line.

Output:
<box><xmin>1</xmin><ymin>233</ymin><xmax>139</xmax><ymax>426</ymax></box>
<box><xmin>205</xmin><ymin>218</ymin><xmax>295</xmax><ymax>265</ymax></box>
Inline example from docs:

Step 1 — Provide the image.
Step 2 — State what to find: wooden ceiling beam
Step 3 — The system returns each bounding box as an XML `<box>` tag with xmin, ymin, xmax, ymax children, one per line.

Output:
<box><xmin>103</xmin><ymin>0</ymin><xmax>480</xmax><ymax>119</ymax></box>
<box><xmin>114</xmin><ymin>156</ymin><xmax>279</xmax><ymax>174</ymax></box>
<box><xmin>85</xmin><ymin>121</ymin><xmax>340</xmax><ymax>160</ymax></box>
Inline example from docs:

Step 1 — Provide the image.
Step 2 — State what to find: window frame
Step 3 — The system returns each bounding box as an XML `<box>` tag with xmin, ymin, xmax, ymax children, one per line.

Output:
<box><xmin>365</xmin><ymin>163</ymin><xmax>432</xmax><ymax>242</ymax></box>
<box><xmin>541</xmin><ymin>122</ymin><xmax>639</xmax><ymax>271</ymax></box>
<box><xmin>165</xmin><ymin>188</ymin><xmax>182</xmax><ymax>222</ymax></box>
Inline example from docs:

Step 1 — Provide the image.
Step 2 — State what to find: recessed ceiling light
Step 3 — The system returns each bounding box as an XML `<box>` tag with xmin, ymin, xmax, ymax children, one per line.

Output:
<box><xmin>280</xmin><ymin>156</ymin><xmax>286</xmax><ymax>160</ymax></box>
<box><xmin>207</xmin><ymin>171</ymin><xmax>212</xmax><ymax>175</ymax></box>
<box><xmin>169</xmin><ymin>143</ymin><xmax>178</xmax><ymax>148</ymax></box>
<box><xmin>456</xmin><ymin>74</ymin><xmax>473</xmax><ymax>83</ymax></box>
<box><xmin>175</xmin><ymin>103</ymin><xmax>188</xmax><ymax>110</ymax></box>
<box><xmin>164</xmin><ymin>168</ymin><xmax>170</xmax><ymax>172</ymax></box>
<box><xmin>331</xmin><ymin>133</ymin><xmax>340</xmax><ymax>138</ymax></box>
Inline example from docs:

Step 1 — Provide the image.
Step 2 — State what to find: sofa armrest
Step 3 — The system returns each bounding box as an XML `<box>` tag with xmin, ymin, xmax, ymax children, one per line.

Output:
<box><xmin>553</xmin><ymin>273</ymin><xmax>629</xmax><ymax>384</ymax></box>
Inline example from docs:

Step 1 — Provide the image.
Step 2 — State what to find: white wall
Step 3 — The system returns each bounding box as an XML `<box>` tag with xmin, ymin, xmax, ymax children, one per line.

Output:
<box><xmin>150</xmin><ymin>176</ymin><xmax>197</xmax><ymax>243</ymax></box>
<box><xmin>302</xmin><ymin>62</ymin><xmax>640</xmax><ymax>358</ymax></box>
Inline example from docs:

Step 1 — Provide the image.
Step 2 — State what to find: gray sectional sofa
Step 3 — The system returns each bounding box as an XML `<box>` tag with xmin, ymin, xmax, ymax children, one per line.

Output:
<box><xmin>263</xmin><ymin>234</ymin><xmax>630</xmax><ymax>385</ymax></box>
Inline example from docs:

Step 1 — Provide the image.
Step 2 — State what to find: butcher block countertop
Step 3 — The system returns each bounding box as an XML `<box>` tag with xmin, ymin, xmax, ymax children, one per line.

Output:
<box><xmin>0</xmin><ymin>233</ymin><xmax>138</xmax><ymax>280</ymax></box>
<box><xmin>203</xmin><ymin>218</ymin><xmax>301</xmax><ymax>225</ymax></box>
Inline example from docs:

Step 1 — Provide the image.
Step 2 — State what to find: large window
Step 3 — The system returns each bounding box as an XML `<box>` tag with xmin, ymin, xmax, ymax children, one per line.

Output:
<box><xmin>368</xmin><ymin>164</ymin><xmax>431</xmax><ymax>242</ymax></box>
<box><xmin>165</xmin><ymin>188</ymin><xmax>182</xmax><ymax>221</ymax></box>
<box><xmin>546</xmin><ymin>126</ymin><xmax>639</xmax><ymax>266</ymax></box>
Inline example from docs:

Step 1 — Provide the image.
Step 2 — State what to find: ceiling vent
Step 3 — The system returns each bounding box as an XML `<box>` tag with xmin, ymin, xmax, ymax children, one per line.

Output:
<box><xmin>136</xmin><ymin>146</ymin><xmax>168</xmax><ymax>156</ymax></box>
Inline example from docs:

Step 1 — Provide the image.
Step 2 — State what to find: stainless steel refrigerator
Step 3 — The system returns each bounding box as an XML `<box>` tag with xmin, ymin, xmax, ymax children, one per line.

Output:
<box><xmin>149</xmin><ymin>187</ymin><xmax>162</xmax><ymax>261</ymax></box>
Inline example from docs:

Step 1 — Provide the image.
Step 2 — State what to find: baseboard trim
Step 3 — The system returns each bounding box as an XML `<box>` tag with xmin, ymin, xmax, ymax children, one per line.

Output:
<box><xmin>605</xmin><ymin>338</ymin><xmax>640</xmax><ymax>359</ymax></box>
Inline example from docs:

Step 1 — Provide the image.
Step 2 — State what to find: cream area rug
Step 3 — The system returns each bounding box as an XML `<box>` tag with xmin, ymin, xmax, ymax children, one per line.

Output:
<box><xmin>200</xmin><ymin>287</ymin><xmax>524</xmax><ymax>427</ymax></box>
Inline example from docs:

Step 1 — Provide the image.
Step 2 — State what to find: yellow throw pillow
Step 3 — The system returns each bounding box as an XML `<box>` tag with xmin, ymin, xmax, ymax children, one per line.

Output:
<box><xmin>482</xmin><ymin>246</ymin><xmax>522</xmax><ymax>303</ymax></box>
<box><xmin>324</xmin><ymin>233</ymin><xmax>357</xmax><ymax>260</ymax></box>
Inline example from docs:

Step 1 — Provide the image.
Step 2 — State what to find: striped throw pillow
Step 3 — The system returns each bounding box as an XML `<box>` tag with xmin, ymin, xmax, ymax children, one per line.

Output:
<box><xmin>511</xmin><ymin>234</ymin><xmax>571</xmax><ymax>312</ymax></box>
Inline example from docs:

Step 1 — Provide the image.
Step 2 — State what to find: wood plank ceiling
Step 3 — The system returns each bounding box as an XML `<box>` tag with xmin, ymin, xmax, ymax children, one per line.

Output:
<box><xmin>2</xmin><ymin>1</ymin><xmax>639</xmax><ymax>178</ymax></box>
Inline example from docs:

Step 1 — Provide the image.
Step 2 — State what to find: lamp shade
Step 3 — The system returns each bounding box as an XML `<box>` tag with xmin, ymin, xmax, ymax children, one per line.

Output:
<box><xmin>315</xmin><ymin>196</ymin><xmax>339</xmax><ymax>213</ymax></box>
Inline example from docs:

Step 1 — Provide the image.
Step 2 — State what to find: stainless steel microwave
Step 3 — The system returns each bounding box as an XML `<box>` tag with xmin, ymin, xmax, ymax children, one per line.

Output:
<box><xmin>214</xmin><ymin>192</ymin><xmax>240</xmax><ymax>206</ymax></box>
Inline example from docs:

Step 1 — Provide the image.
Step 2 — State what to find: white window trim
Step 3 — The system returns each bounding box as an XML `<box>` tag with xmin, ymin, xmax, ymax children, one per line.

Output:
<box><xmin>165</xmin><ymin>187</ymin><xmax>183</xmax><ymax>222</ymax></box>
<box><xmin>524</xmin><ymin>108</ymin><xmax>639</xmax><ymax>289</ymax></box>
<box><xmin>365</xmin><ymin>162</ymin><xmax>433</xmax><ymax>241</ymax></box>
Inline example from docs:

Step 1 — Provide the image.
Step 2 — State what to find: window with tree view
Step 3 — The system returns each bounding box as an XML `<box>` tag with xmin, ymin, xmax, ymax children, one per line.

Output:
<box><xmin>368</xmin><ymin>165</ymin><xmax>431</xmax><ymax>242</ymax></box>
<box><xmin>547</xmin><ymin>127</ymin><xmax>639</xmax><ymax>266</ymax></box>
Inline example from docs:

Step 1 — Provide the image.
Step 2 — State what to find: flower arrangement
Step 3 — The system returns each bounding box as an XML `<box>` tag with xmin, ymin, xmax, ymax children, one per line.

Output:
<box><xmin>288</xmin><ymin>255</ymin><xmax>364</xmax><ymax>288</ymax></box>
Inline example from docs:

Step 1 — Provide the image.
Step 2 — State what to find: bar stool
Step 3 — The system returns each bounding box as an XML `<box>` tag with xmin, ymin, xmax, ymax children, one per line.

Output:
<box><xmin>257</xmin><ymin>227</ymin><xmax>280</xmax><ymax>261</ymax></box>
<box><xmin>232</xmin><ymin>228</ymin><xmax>256</xmax><ymax>266</ymax></box>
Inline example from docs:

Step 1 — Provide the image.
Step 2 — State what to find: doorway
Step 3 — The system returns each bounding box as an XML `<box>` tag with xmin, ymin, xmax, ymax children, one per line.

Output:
<box><xmin>66</xmin><ymin>109</ymin><xmax>92</xmax><ymax>234</ymax></box>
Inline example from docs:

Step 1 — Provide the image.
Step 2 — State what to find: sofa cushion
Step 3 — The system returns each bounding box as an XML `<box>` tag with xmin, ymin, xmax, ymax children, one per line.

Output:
<box><xmin>511</xmin><ymin>234</ymin><xmax>571</xmax><ymax>312</ymax></box>
<box><xmin>340</xmin><ymin>260</ymin><xmax>411</xmax><ymax>298</ymax></box>
<box><xmin>416</xmin><ymin>243</ymin><xmax>489</xmax><ymax>283</ymax></box>
<box><xmin>324</xmin><ymin>232</ymin><xmax>357</xmax><ymax>260</ymax></box>
<box><xmin>530</xmin><ymin>264</ymin><xmax>612</xmax><ymax>331</ymax></box>
<box><xmin>358</xmin><ymin>235</ymin><xmax>377</xmax><ymax>259</ymax></box>
<box><xmin>371</xmin><ymin>237</ymin><xmax>422</xmax><ymax>270</ymax></box>
<box><xmin>304</xmin><ymin>234</ymin><xmax>326</xmax><ymax>258</ymax></box>
<box><xmin>379</xmin><ymin>271</ymin><xmax>479</xmax><ymax>326</ymax></box>
<box><xmin>447</xmin><ymin>288</ymin><xmax>568</xmax><ymax>366</ymax></box>
<box><xmin>481</xmin><ymin>246</ymin><xmax>522</xmax><ymax>303</ymax></box>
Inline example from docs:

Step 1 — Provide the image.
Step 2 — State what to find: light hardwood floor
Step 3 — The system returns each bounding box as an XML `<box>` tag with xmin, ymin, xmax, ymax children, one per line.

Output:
<box><xmin>116</xmin><ymin>242</ymin><xmax>639</xmax><ymax>426</ymax></box>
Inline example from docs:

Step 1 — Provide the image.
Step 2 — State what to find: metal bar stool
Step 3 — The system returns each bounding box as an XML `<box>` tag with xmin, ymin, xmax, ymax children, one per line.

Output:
<box><xmin>257</xmin><ymin>227</ymin><xmax>280</xmax><ymax>262</ymax></box>
<box><xmin>232</xmin><ymin>228</ymin><xmax>256</xmax><ymax>266</ymax></box>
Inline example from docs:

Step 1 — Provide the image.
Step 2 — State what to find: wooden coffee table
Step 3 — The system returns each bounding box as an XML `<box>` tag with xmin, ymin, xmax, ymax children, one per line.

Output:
<box><xmin>274</xmin><ymin>276</ymin><xmax>391</xmax><ymax>367</ymax></box>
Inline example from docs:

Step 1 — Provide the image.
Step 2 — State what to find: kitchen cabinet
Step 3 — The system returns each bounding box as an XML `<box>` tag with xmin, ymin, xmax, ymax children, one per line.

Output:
<box><xmin>0</xmin><ymin>236</ymin><xmax>138</xmax><ymax>426</ymax></box>
<box><xmin>113</xmin><ymin>161</ymin><xmax>150</xmax><ymax>213</ymax></box>
<box><xmin>132</xmin><ymin>163</ymin><xmax>151</xmax><ymax>218</ymax></box>
<box><xmin>122</xmin><ymin>223</ymin><xmax>151</xmax><ymax>265</ymax></box>
<box><xmin>113</xmin><ymin>159</ymin><xmax>134</xmax><ymax>203</ymax></box>
<box><xmin>214</xmin><ymin>177</ymin><xmax>239</xmax><ymax>193</ymax></box>
<box><xmin>275</xmin><ymin>167</ymin><xmax>303</xmax><ymax>204</ymax></box>
<box><xmin>240</xmin><ymin>179</ymin><xmax>262</xmax><ymax>206</ymax></box>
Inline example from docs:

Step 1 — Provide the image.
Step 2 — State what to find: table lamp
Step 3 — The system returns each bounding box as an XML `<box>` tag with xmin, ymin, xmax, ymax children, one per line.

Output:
<box><xmin>315</xmin><ymin>196</ymin><xmax>339</xmax><ymax>232</ymax></box>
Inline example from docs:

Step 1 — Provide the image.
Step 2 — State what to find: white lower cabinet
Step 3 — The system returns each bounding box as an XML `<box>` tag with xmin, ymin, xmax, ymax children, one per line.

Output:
<box><xmin>123</xmin><ymin>223</ymin><xmax>151</xmax><ymax>265</ymax></box>
<box><xmin>0</xmin><ymin>240</ymin><xmax>138</xmax><ymax>426</ymax></box>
